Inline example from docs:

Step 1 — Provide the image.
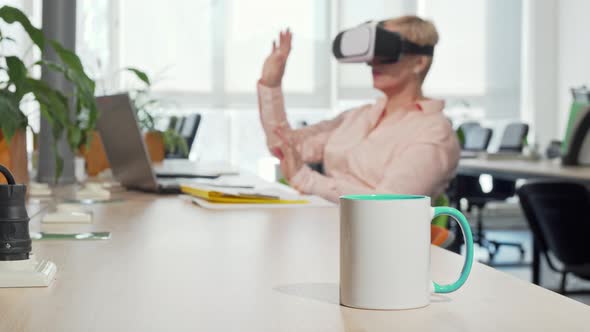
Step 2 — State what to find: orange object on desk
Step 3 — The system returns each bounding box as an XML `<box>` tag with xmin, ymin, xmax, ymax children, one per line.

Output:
<box><xmin>431</xmin><ymin>224</ymin><xmax>454</xmax><ymax>247</ymax></box>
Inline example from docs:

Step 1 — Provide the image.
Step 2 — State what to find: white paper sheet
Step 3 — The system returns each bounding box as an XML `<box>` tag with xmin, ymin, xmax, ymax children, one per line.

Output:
<box><xmin>188</xmin><ymin>195</ymin><xmax>335</xmax><ymax>210</ymax></box>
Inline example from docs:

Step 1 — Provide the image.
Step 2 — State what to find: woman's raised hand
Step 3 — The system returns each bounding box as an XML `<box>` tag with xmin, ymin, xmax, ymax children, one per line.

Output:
<box><xmin>260</xmin><ymin>29</ymin><xmax>292</xmax><ymax>87</ymax></box>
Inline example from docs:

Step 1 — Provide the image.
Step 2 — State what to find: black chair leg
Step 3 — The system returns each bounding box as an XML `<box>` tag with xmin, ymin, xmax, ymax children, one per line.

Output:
<box><xmin>447</xmin><ymin>219</ymin><xmax>463</xmax><ymax>254</ymax></box>
<box><xmin>472</xmin><ymin>205</ymin><xmax>526</xmax><ymax>263</ymax></box>
<box><xmin>472</xmin><ymin>206</ymin><xmax>498</xmax><ymax>260</ymax></box>
<box><xmin>476</xmin><ymin>206</ymin><xmax>485</xmax><ymax>245</ymax></box>
<box><xmin>560</xmin><ymin>272</ymin><xmax>567</xmax><ymax>294</ymax></box>
<box><xmin>446</xmin><ymin>197</ymin><xmax>464</xmax><ymax>254</ymax></box>
<box><xmin>487</xmin><ymin>240</ymin><xmax>526</xmax><ymax>260</ymax></box>
<box><xmin>532</xmin><ymin>238</ymin><xmax>541</xmax><ymax>285</ymax></box>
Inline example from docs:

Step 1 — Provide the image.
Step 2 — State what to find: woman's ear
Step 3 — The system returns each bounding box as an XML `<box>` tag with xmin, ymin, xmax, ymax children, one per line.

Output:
<box><xmin>413</xmin><ymin>56</ymin><xmax>429</xmax><ymax>75</ymax></box>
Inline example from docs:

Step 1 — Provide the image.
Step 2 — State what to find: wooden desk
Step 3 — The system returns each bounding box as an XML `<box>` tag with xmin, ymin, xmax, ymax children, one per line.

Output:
<box><xmin>1</xmin><ymin>194</ymin><xmax>588</xmax><ymax>331</ymax></box>
<box><xmin>458</xmin><ymin>158</ymin><xmax>590</xmax><ymax>182</ymax></box>
<box><xmin>458</xmin><ymin>158</ymin><xmax>590</xmax><ymax>285</ymax></box>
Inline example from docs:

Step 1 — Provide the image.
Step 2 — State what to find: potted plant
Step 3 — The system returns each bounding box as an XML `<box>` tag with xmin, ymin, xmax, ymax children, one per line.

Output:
<box><xmin>82</xmin><ymin>67</ymin><xmax>188</xmax><ymax>175</ymax></box>
<box><xmin>126</xmin><ymin>68</ymin><xmax>188</xmax><ymax>162</ymax></box>
<box><xmin>0</xmin><ymin>6</ymin><xmax>97</xmax><ymax>183</ymax></box>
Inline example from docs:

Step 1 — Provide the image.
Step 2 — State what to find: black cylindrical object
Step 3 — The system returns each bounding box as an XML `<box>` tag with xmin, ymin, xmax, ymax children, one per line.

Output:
<box><xmin>0</xmin><ymin>164</ymin><xmax>31</xmax><ymax>261</ymax></box>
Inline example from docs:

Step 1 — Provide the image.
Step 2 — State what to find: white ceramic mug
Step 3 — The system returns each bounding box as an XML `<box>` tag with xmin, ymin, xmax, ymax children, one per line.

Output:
<box><xmin>340</xmin><ymin>194</ymin><xmax>474</xmax><ymax>310</ymax></box>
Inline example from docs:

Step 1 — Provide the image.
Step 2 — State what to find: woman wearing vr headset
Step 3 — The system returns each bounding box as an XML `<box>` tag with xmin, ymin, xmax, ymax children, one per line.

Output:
<box><xmin>258</xmin><ymin>16</ymin><xmax>459</xmax><ymax>232</ymax></box>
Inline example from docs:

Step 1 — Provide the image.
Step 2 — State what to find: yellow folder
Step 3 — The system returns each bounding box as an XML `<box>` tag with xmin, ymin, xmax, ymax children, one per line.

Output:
<box><xmin>180</xmin><ymin>185</ymin><xmax>308</xmax><ymax>204</ymax></box>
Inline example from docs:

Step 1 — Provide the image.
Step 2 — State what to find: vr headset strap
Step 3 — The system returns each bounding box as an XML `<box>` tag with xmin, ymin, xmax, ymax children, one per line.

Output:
<box><xmin>376</xmin><ymin>21</ymin><xmax>434</xmax><ymax>57</ymax></box>
<box><xmin>402</xmin><ymin>42</ymin><xmax>434</xmax><ymax>56</ymax></box>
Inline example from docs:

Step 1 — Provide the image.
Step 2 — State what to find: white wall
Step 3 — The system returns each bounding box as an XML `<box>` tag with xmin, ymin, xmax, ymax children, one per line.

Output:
<box><xmin>520</xmin><ymin>0</ymin><xmax>558</xmax><ymax>148</ymax></box>
<box><xmin>557</xmin><ymin>0</ymin><xmax>590</xmax><ymax>137</ymax></box>
<box><xmin>520</xmin><ymin>0</ymin><xmax>590</xmax><ymax>148</ymax></box>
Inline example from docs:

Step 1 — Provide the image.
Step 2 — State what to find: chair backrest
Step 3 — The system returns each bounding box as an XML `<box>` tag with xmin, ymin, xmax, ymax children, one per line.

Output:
<box><xmin>463</xmin><ymin>126</ymin><xmax>493</xmax><ymax>152</ymax></box>
<box><xmin>499</xmin><ymin>123</ymin><xmax>529</xmax><ymax>153</ymax></box>
<box><xmin>517</xmin><ymin>182</ymin><xmax>590</xmax><ymax>266</ymax></box>
<box><xmin>488</xmin><ymin>123</ymin><xmax>528</xmax><ymax>198</ymax></box>
<box><xmin>488</xmin><ymin>123</ymin><xmax>528</xmax><ymax>197</ymax></box>
<box><xmin>459</xmin><ymin>122</ymin><xmax>480</xmax><ymax>133</ymax></box>
<box><xmin>167</xmin><ymin>116</ymin><xmax>179</xmax><ymax>131</ymax></box>
<box><xmin>458</xmin><ymin>122</ymin><xmax>480</xmax><ymax>149</ymax></box>
<box><xmin>180</xmin><ymin>114</ymin><xmax>201</xmax><ymax>149</ymax></box>
<box><xmin>175</xmin><ymin>117</ymin><xmax>186</xmax><ymax>133</ymax></box>
<box><xmin>165</xmin><ymin>114</ymin><xmax>202</xmax><ymax>158</ymax></box>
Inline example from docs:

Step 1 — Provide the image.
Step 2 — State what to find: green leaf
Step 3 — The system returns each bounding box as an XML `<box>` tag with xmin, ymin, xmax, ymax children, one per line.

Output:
<box><xmin>67</xmin><ymin>126</ymin><xmax>82</xmax><ymax>149</ymax></box>
<box><xmin>50</xmin><ymin>40</ymin><xmax>84</xmax><ymax>72</ymax></box>
<box><xmin>137</xmin><ymin>108</ymin><xmax>156</xmax><ymax>131</ymax></box>
<box><xmin>137</xmin><ymin>98</ymin><xmax>159</xmax><ymax>110</ymax></box>
<box><xmin>125</xmin><ymin>67</ymin><xmax>151</xmax><ymax>86</ymax></box>
<box><xmin>456</xmin><ymin>127</ymin><xmax>465</xmax><ymax>146</ymax></box>
<box><xmin>25</xmin><ymin>78</ymin><xmax>69</xmax><ymax>129</ymax></box>
<box><xmin>47</xmin><ymin>42</ymin><xmax>99</xmax><ymax>158</ymax></box>
<box><xmin>0</xmin><ymin>36</ymin><xmax>16</xmax><ymax>43</ymax></box>
<box><xmin>39</xmin><ymin>60</ymin><xmax>66</xmax><ymax>73</ymax></box>
<box><xmin>162</xmin><ymin>129</ymin><xmax>189</xmax><ymax>157</ymax></box>
<box><xmin>5</xmin><ymin>56</ymin><xmax>28</xmax><ymax>99</ymax></box>
<box><xmin>0</xmin><ymin>6</ymin><xmax>45</xmax><ymax>50</ymax></box>
<box><xmin>0</xmin><ymin>90</ymin><xmax>25</xmax><ymax>142</ymax></box>
<box><xmin>50</xmin><ymin>40</ymin><xmax>96</xmax><ymax>98</ymax></box>
<box><xmin>23</xmin><ymin>38</ymin><xmax>99</xmax><ymax>180</ymax></box>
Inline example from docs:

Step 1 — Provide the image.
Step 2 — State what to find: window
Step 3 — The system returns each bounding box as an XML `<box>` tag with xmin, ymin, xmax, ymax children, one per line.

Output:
<box><xmin>77</xmin><ymin>1</ymin><xmax>523</xmax><ymax>115</ymax></box>
<box><xmin>225</xmin><ymin>0</ymin><xmax>320</xmax><ymax>94</ymax></box>
<box><xmin>336</xmin><ymin>0</ymin><xmax>523</xmax><ymax>122</ymax></box>
<box><xmin>78</xmin><ymin>0</ymin><xmax>330</xmax><ymax>107</ymax></box>
<box><xmin>75</xmin><ymin>0</ymin><xmax>524</xmax><ymax>175</ymax></box>
<box><xmin>77</xmin><ymin>0</ymin><xmax>112</xmax><ymax>94</ymax></box>
<box><xmin>119</xmin><ymin>0</ymin><xmax>213</xmax><ymax>94</ymax></box>
<box><xmin>419</xmin><ymin>0</ymin><xmax>522</xmax><ymax>122</ymax></box>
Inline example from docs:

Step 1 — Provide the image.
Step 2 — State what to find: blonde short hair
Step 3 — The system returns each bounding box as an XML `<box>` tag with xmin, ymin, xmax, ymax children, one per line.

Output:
<box><xmin>383</xmin><ymin>16</ymin><xmax>438</xmax><ymax>80</ymax></box>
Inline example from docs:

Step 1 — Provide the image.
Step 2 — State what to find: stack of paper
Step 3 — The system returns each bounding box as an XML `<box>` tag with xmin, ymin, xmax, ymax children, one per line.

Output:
<box><xmin>180</xmin><ymin>184</ymin><xmax>309</xmax><ymax>204</ymax></box>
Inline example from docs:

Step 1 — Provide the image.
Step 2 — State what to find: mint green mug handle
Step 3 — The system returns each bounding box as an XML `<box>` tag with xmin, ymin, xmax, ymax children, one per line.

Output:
<box><xmin>432</xmin><ymin>207</ymin><xmax>474</xmax><ymax>293</ymax></box>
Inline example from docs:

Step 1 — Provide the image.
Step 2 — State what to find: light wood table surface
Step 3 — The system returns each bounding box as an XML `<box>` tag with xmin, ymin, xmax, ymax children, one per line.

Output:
<box><xmin>458</xmin><ymin>157</ymin><xmax>590</xmax><ymax>182</ymax></box>
<box><xmin>458</xmin><ymin>157</ymin><xmax>590</xmax><ymax>285</ymax></box>
<box><xmin>1</xmin><ymin>193</ymin><xmax>588</xmax><ymax>331</ymax></box>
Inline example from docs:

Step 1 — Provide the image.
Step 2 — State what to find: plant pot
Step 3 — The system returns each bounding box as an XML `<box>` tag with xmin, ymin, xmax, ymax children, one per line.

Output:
<box><xmin>144</xmin><ymin>131</ymin><xmax>165</xmax><ymax>163</ymax></box>
<box><xmin>0</xmin><ymin>130</ymin><xmax>29</xmax><ymax>184</ymax></box>
<box><xmin>80</xmin><ymin>131</ymin><xmax>110</xmax><ymax>177</ymax></box>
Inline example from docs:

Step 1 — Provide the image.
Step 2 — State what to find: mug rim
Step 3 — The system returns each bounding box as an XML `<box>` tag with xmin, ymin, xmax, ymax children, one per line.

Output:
<box><xmin>340</xmin><ymin>194</ymin><xmax>427</xmax><ymax>201</ymax></box>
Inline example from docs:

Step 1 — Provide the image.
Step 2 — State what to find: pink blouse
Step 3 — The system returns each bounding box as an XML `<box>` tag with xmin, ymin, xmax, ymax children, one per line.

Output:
<box><xmin>258</xmin><ymin>82</ymin><xmax>460</xmax><ymax>203</ymax></box>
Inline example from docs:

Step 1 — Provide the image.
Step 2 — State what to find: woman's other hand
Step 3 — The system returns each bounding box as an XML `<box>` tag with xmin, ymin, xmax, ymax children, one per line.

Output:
<box><xmin>274</xmin><ymin>127</ymin><xmax>304</xmax><ymax>181</ymax></box>
<box><xmin>260</xmin><ymin>29</ymin><xmax>292</xmax><ymax>87</ymax></box>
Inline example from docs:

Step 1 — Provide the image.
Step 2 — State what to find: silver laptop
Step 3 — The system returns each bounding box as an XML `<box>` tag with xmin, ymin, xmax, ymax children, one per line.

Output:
<box><xmin>96</xmin><ymin>93</ymin><xmax>224</xmax><ymax>193</ymax></box>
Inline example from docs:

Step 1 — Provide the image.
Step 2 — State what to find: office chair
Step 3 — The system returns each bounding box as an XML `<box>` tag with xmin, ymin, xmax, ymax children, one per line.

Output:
<box><xmin>497</xmin><ymin>123</ymin><xmax>529</xmax><ymax>152</ymax></box>
<box><xmin>449</xmin><ymin>124</ymin><xmax>491</xmax><ymax>204</ymax></box>
<box><xmin>166</xmin><ymin>114</ymin><xmax>202</xmax><ymax>159</ymax></box>
<box><xmin>446</xmin><ymin>124</ymin><xmax>490</xmax><ymax>253</ymax></box>
<box><xmin>167</xmin><ymin>116</ymin><xmax>179</xmax><ymax>132</ymax></box>
<box><xmin>484</xmin><ymin>123</ymin><xmax>529</xmax><ymax>215</ymax></box>
<box><xmin>457</xmin><ymin>121</ymin><xmax>481</xmax><ymax>149</ymax></box>
<box><xmin>517</xmin><ymin>182</ymin><xmax>590</xmax><ymax>294</ymax></box>
<box><xmin>455</xmin><ymin>123</ymin><xmax>529</xmax><ymax>262</ymax></box>
<box><xmin>462</xmin><ymin>124</ymin><xmax>492</xmax><ymax>152</ymax></box>
<box><xmin>180</xmin><ymin>114</ymin><xmax>201</xmax><ymax>150</ymax></box>
<box><xmin>175</xmin><ymin>116</ymin><xmax>186</xmax><ymax>133</ymax></box>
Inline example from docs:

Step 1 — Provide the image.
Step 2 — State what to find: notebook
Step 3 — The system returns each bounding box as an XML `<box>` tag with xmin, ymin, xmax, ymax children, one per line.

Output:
<box><xmin>180</xmin><ymin>184</ymin><xmax>309</xmax><ymax>204</ymax></box>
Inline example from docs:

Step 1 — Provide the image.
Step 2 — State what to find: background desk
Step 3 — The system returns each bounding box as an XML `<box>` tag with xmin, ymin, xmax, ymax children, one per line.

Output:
<box><xmin>458</xmin><ymin>157</ymin><xmax>590</xmax><ymax>285</ymax></box>
<box><xmin>0</xmin><ymin>194</ymin><xmax>588</xmax><ymax>331</ymax></box>
<box><xmin>458</xmin><ymin>158</ymin><xmax>590</xmax><ymax>182</ymax></box>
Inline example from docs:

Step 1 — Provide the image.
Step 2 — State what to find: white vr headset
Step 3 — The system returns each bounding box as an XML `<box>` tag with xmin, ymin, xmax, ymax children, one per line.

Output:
<box><xmin>332</xmin><ymin>21</ymin><xmax>434</xmax><ymax>64</ymax></box>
